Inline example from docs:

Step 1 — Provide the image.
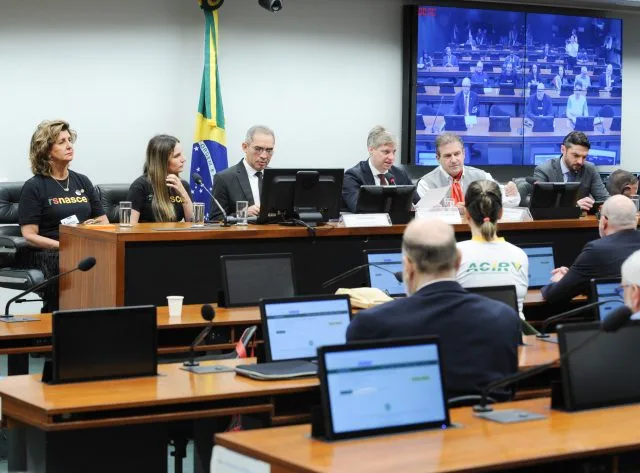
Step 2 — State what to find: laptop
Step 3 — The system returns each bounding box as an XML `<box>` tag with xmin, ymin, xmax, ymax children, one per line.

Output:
<box><xmin>610</xmin><ymin>116</ymin><xmax>621</xmax><ymax>132</ymax></box>
<box><xmin>532</xmin><ymin>116</ymin><xmax>554</xmax><ymax>133</ymax></box>
<box><xmin>518</xmin><ymin>243</ymin><xmax>555</xmax><ymax>288</ymax></box>
<box><xmin>220</xmin><ymin>253</ymin><xmax>295</xmax><ymax>307</ymax></box>
<box><xmin>589</xmin><ymin>278</ymin><xmax>624</xmax><ymax>321</ymax></box>
<box><xmin>317</xmin><ymin>336</ymin><xmax>450</xmax><ymax>440</ymax></box>
<box><xmin>363</xmin><ymin>249</ymin><xmax>405</xmax><ymax>297</ymax></box>
<box><xmin>234</xmin><ymin>295</ymin><xmax>352</xmax><ymax>380</ymax></box>
<box><xmin>488</xmin><ymin>116</ymin><xmax>511</xmax><ymax>132</ymax></box>
<box><xmin>439</xmin><ymin>84</ymin><xmax>455</xmax><ymax>94</ymax></box>
<box><xmin>557</xmin><ymin>321</ymin><xmax>640</xmax><ymax>411</ymax></box>
<box><xmin>498</xmin><ymin>84</ymin><xmax>515</xmax><ymax>95</ymax></box>
<box><xmin>443</xmin><ymin>115</ymin><xmax>467</xmax><ymax>131</ymax></box>
<box><xmin>574</xmin><ymin>116</ymin><xmax>594</xmax><ymax>132</ymax></box>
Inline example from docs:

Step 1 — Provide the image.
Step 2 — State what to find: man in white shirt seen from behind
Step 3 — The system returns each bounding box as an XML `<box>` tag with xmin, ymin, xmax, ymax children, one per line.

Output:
<box><xmin>417</xmin><ymin>133</ymin><xmax>521</xmax><ymax>209</ymax></box>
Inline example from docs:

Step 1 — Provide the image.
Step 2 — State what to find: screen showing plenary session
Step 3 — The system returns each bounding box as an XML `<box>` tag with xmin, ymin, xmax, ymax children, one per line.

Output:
<box><xmin>404</xmin><ymin>4</ymin><xmax>622</xmax><ymax>167</ymax></box>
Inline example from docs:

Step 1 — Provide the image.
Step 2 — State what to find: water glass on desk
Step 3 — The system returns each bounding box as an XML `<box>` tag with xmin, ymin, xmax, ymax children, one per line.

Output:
<box><xmin>119</xmin><ymin>201</ymin><xmax>132</xmax><ymax>227</ymax></box>
<box><xmin>631</xmin><ymin>195</ymin><xmax>640</xmax><ymax>213</ymax></box>
<box><xmin>236</xmin><ymin>201</ymin><xmax>249</xmax><ymax>226</ymax></box>
<box><xmin>192</xmin><ymin>202</ymin><xmax>205</xmax><ymax>227</ymax></box>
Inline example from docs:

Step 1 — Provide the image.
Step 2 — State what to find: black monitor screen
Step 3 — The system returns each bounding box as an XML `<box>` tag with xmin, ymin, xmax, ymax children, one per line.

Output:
<box><xmin>466</xmin><ymin>285</ymin><xmax>518</xmax><ymax>312</ymax></box>
<box><xmin>558</xmin><ymin>321</ymin><xmax>640</xmax><ymax>411</ymax></box>
<box><xmin>355</xmin><ymin>185</ymin><xmax>416</xmax><ymax>224</ymax></box>
<box><xmin>221</xmin><ymin>253</ymin><xmax>296</xmax><ymax>307</ymax></box>
<box><xmin>257</xmin><ymin>168</ymin><xmax>343</xmax><ymax>224</ymax></box>
<box><xmin>529</xmin><ymin>182</ymin><xmax>582</xmax><ymax>219</ymax></box>
<box><xmin>52</xmin><ymin>305</ymin><xmax>157</xmax><ymax>384</ymax></box>
<box><xmin>406</xmin><ymin>4</ymin><xmax>623</xmax><ymax>166</ymax></box>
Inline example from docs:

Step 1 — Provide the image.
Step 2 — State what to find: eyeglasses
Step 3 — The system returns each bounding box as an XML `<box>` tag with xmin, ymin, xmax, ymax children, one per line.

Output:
<box><xmin>251</xmin><ymin>146</ymin><xmax>274</xmax><ymax>155</ymax></box>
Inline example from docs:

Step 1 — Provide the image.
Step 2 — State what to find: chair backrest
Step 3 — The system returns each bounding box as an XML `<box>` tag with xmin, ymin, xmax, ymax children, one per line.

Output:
<box><xmin>0</xmin><ymin>182</ymin><xmax>24</xmax><ymax>224</ymax></box>
<box><xmin>513</xmin><ymin>177</ymin><xmax>533</xmax><ymax>207</ymax></box>
<box><xmin>95</xmin><ymin>184</ymin><xmax>130</xmax><ymax>223</ymax></box>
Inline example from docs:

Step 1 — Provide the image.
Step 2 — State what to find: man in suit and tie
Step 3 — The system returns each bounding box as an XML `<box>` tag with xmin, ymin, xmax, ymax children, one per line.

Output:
<box><xmin>533</xmin><ymin>131</ymin><xmax>609</xmax><ymax>211</ymax></box>
<box><xmin>342</xmin><ymin>126</ymin><xmax>416</xmax><ymax>213</ymax></box>
<box><xmin>542</xmin><ymin>195</ymin><xmax>640</xmax><ymax>304</ymax></box>
<box><xmin>599</xmin><ymin>64</ymin><xmax>617</xmax><ymax>91</ymax></box>
<box><xmin>442</xmin><ymin>47</ymin><xmax>458</xmax><ymax>67</ymax></box>
<box><xmin>211</xmin><ymin>125</ymin><xmax>275</xmax><ymax>220</ymax></box>
<box><xmin>452</xmin><ymin>78</ymin><xmax>479</xmax><ymax>116</ymax></box>
<box><xmin>347</xmin><ymin>218</ymin><xmax>521</xmax><ymax>400</ymax></box>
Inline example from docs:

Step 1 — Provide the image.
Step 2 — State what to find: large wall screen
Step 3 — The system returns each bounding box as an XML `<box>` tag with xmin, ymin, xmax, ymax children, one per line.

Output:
<box><xmin>406</xmin><ymin>4</ymin><xmax>622</xmax><ymax>167</ymax></box>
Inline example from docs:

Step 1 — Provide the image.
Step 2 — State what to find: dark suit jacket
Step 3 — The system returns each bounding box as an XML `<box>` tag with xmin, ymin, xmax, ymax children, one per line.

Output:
<box><xmin>342</xmin><ymin>160</ymin><xmax>417</xmax><ymax>213</ymax></box>
<box><xmin>599</xmin><ymin>73</ymin><xmax>618</xmax><ymax>89</ymax></box>
<box><xmin>442</xmin><ymin>54</ymin><xmax>458</xmax><ymax>67</ymax></box>
<box><xmin>346</xmin><ymin>281</ymin><xmax>521</xmax><ymax>399</ymax></box>
<box><xmin>541</xmin><ymin>229</ymin><xmax>640</xmax><ymax>304</ymax></box>
<box><xmin>533</xmin><ymin>157</ymin><xmax>610</xmax><ymax>202</ymax></box>
<box><xmin>526</xmin><ymin>94</ymin><xmax>553</xmax><ymax>119</ymax></box>
<box><xmin>210</xmin><ymin>160</ymin><xmax>255</xmax><ymax>220</ymax></box>
<box><xmin>452</xmin><ymin>91</ymin><xmax>480</xmax><ymax>116</ymax></box>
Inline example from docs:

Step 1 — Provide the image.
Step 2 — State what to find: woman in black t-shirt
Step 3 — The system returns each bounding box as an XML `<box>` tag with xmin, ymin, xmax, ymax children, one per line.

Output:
<box><xmin>127</xmin><ymin>135</ymin><xmax>193</xmax><ymax>224</ymax></box>
<box><xmin>18</xmin><ymin>119</ymin><xmax>107</xmax><ymax>311</ymax></box>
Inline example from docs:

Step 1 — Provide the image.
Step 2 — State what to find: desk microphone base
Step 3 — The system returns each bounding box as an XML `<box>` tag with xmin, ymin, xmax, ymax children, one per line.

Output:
<box><xmin>475</xmin><ymin>409</ymin><xmax>547</xmax><ymax>424</ymax></box>
<box><xmin>180</xmin><ymin>365</ymin><xmax>234</xmax><ymax>375</ymax></box>
<box><xmin>0</xmin><ymin>315</ymin><xmax>39</xmax><ymax>323</ymax></box>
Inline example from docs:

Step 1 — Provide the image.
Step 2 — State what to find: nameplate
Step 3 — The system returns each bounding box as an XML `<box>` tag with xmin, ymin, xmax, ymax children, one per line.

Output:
<box><xmin>498</xmin><ymin>207</ymin><xmax>533</xmax><ymax>223</ymax></box>
<box><xmin>341</xmin><ymin>213</ymin><xmax>392</xmax><ymax>228</ymax></box>
<box><xmin>210</xmin><ymin>446</ymin><xmax>270</xmax><ymax>473</ymax></box>
<box><xmin>416</xmin><ymin>208</ymin><xmax>462</xmax><ymax>224</ymax></box>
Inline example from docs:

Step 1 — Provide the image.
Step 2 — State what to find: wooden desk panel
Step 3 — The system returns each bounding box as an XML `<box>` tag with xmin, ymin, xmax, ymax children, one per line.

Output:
<box><xmin>215</xmin><ymin>397</ymin><xmax>640</xmax><ymax>473</ymax></box>
<box><xmin>59</xmin><ymin>220</ymin><xmax>600</xmax><ymax>310</ymax></box>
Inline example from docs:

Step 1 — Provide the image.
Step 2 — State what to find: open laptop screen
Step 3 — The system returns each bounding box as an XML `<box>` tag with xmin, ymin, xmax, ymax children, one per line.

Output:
<box><xmin>364</xmin><ymin>250</ymin><xmax>405</xmax><ymax>297</ymax></box>
<box><xmin>261</xmin><ymin>295</ymin><xmax>351</xmax><ymax>362</ymax></box>
<box><xmin>590</xmin><ymin>278</ymin><xmax>624</xmax><ymax>321</ymax></box>
<box><xmin>520</xmin><ymin>244</ymin><xmax>555</xmax><ymax>288</ymax></box>
<box><xmin>318</xmin><ymin>337</ymin><xmax>449</xmax><ymax>440</ymax></box>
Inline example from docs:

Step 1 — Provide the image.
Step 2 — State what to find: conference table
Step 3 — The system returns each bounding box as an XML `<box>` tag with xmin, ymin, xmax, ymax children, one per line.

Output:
<box><xmin>0</xmin><ymin>338</ymin><xmax>558</xmax><ymax>473</ymax></box>
<box><xmin>58</xmin><ymin>219</ymin><xmax>601</xmax><ymax>310</ymax></box>
<box><xmin>214</xmin><ymin>396</ymin><xmax>640</xmax><ymax>472</ymax></box>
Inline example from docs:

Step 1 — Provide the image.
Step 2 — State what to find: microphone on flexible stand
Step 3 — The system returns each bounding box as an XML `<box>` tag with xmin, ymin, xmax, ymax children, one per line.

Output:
<box><xmin>472</xmin><ymin>305</ymin><xmax>633</xmax><ymax>415</ymax></box>
<box><xmin>431</xmin><ymin>95</ymin><xmax>445</xmax><ymax>134</ymax></box>
<box><xmin>191</xmin><ymin>172</ymin><xmax>230</xmax><ymax>226</ymax></box>
<box><xmin>2</xmin><ymin>256</ymin><xmax>97</xmax><ymax>323</ymax></box>
<box><xmin>384</xmin><ymin>173</ymin><xmax>396</xmax><ymax>186</ymax></box>
<box><xmin>536</xmin><ymin>299</ymin><xmax>624</xmax><ymax>340</ymax></box>
<box><xmin>183</xmin><ymin>304</ymin><xmax>215</xmax><ymax>368</ymax></box>
<box><xmin>321</xmin><ymin>263</ymin><xmax>402</xmax><ymax>289</ymax></box>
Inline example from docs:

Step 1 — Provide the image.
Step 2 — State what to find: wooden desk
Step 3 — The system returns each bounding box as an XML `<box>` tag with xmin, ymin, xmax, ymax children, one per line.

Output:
<box><xmin>215</xmin><ymin>397</ymin><xmax>640</xmax><ymax>473</ymax></box>
<box><xmin>0</xmin><ymin>361</ymin><xmax>319</xmax><ymax>473</ymax></box>
<box><xmin>59</xmin><ymin>221</ymin><xmax>600</xmax><ymax>310</ymax></box>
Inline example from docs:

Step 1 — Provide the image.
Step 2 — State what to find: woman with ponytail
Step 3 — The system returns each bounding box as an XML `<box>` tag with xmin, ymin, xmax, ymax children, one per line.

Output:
<box><xmin>127</xmin><ymin>135</ymin><xmax>194</xmax><ymax>224</ymax></box>
<box><xmin>456</xmin><ymin>180</ymin><xmax>529</xmax><ymax>319</ymax></box>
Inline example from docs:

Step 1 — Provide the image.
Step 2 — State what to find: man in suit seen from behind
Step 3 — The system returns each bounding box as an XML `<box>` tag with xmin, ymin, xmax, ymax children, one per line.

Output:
<box><xmin>211</xmin><ymin>125</ymin><xmax>275</xmax><ymax>220</ymax></box>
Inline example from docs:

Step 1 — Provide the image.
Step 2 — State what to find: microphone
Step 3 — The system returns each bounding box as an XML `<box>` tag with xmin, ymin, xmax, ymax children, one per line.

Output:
<box><xmin>321</xmin><ymin>263</ymin><xmax>402</xmax><ymax>289</ymax></box>
<box><xmin>183</xmin><ymin>304</ymin><xmax>216</xmax><ymax>367</ymax></box>
<box><xmin>2</xmin><ymin>256</ymin><xmax>96</xmax><ymax>322</ymax></box>
<box><xmin>192</xmin><ymin>172</ymin><xmax>230</xmax><ymax>226</ymax></box>
<box><xmin>384</xmin><ymin>173</ymin><xmax>396</xmax><ymax>186</ymax></box>
<box><xmin>473</xmin><ymin>305</ymin><xmax>632</xmax><ymax>413</ymax></box>
<box><xmin>431</xmin><ymin>95</ymin><xmax>445</xmax><ymax>134</ymax></box>
<box><xmin>536</xmin><ymin>299</ymin><xmax>623</xmax><ymax>339</ymax></box>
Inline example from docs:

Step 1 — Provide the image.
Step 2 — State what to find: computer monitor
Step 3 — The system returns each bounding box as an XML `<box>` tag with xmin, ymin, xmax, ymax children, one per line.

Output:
<box><xmin>257</xmin><ymin>168</ymin><xmax>343</xmax><ymax>225</ymax></box>
<box><xmin>260</xmin><ymin>295</ymin><xmax>352</xmax><ymax>362</ymax></box>
<box><xmin>51</xmin><ymin>305</ymin><xmax>157</xmax><ymax>384</ymax></box>
<box><xmin>589</xmin><ymin>278</ymin><xmax>624</xmax><ymax>321</ymax></box>
<box><xmin>587</xmin><ymin>86</ymin><xmax>600</xmax><ymax>97</ymax></box>
<box><xmin>574</xmin><ymin>116</ymin><xmax>595</xmax><ymax>132</ymax></box>
<box><xmin>519</xmin><ymin>243</ymin><xmax>555</xmax><ymax>288</ymax></box>
<box><xmin>532</xmin><ymin>116</ymin><xmax>554</xmax><ymax>133</ymax></box>
<box><xmin>498</xmin><ymin>84</ymin><xmax>515</xmax><ymax>95</ymax></box>
<box><xmin>443</xmin><ymin>115</ymin><xmax>467</xmax><ymax>131</ymax></box>
<box><xmin>488</xmin><ymin>116</ymin><xmax>511</xmax><ymax>132</ymax></box>
<box><xmin>317</xmin><ymin>336</ymin><xmax>450</xmax><ymax>440</ymax></box>
<box><xmin>610</xmin><ymin>116</ymin><xmax>621</xmax><ymax>132</ymax></box>
<box><xmin>560</xmin><ymin>85</ymin><xmax>573</xmax><ymax>97</ymax></box>
<box><xmin>439</xmin><ymin>84</ymin><xmax>455</xmax><ymax>94</ymax></box>
<box><xmin>220</xmin><ymin>253</ymin><xmax>296</xmax><ymax>307</ymax></box>
<box><xmin>363</xmin><ymin>249</ymin><xmax>405</xmax><ymax>297</ymax></box>
<box><xmin>355</xmin><ymin>185</ymin><xmax>416</xmax><ymax>224</ymax></box>
<box><xmin>557</xmin><ymin>321</ymin><xmax>640</xmax><ymax>411</ymax></box>
<box><xmin>466</xmin><ymin>285</ymin><xmax>518</xmax><ymax>312</ymax></box>
<box><xmin>529</xmin><ymin>182</ymin><xmax>582</xmax><ymax>220</ymax></box>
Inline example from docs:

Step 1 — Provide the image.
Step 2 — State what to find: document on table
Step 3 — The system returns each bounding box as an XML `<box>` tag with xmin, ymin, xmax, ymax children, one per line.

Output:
<box><xmin>415</xmin><ymin>186</ymin><xmax>449</xmax><ymax>210</ymax></box>
<box><xmin>210</xmin><ymin>445</ymin><xmax>270</xmax><ymax>473</ymax></box>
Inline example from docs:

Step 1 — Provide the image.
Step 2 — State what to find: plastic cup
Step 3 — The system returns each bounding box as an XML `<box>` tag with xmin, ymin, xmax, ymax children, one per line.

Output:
<box><xmin>192</xmin><ymin>202</ymin><xmax>205</xmax><ymax>227</ymax></box>
<box><xmin>167</xmin><ymin>296</ymin><xmax>184</xmax><ymax>317</ymax></box>
<box><xmin>236</xmin><ymin>201</ymin><xmax>249</xmax><ymax>226</ymax></box>
<box><xmin>119</xmin><ymin>201</ymin><xmax>132</xmax><ymax>227</ymax></box>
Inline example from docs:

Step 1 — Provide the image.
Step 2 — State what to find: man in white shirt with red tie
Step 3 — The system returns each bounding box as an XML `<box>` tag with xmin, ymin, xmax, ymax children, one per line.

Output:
<box><xmin>452</xmin><ymin>78</ymin><xmax>479</xmax><ymax>116</ymax></box>
<box><xmin>342</xmin><ymin>126</ymin><xmax>418</xmax><ymax>212</ymax></box>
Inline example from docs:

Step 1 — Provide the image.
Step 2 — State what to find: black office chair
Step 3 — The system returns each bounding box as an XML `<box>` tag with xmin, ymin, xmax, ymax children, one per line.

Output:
<box><xmin>0</xmin><ymin>182</ymin><xmax>44</xmax><ymax>293</ymax></box>
<box><xmin>513</xmin><ymin>177</ymin><xmax>533</xmax><ymax>208</ymax></box>
<box><xmin>95</xmin><ymin>183</ymin><xmax>130</xmax><ymax>223</ymax></box>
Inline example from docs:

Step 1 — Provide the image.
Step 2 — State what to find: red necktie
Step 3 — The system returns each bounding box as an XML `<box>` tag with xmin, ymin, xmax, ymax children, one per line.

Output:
<box><xmin>378</xmin><ymin>174</ymin><xmax>388</xmax><ymax>186</ymax></box>
<box><xmin>451</xmin><ymin>171</ymin><xmax>464</xmax><ymax>205</ymax></box>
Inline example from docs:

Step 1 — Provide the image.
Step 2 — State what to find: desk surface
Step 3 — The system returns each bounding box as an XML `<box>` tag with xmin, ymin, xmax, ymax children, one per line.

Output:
<box><xmin>215</xmin><ymin>396</ymin><xmax>639</xmax><ymax>473</ymax></box>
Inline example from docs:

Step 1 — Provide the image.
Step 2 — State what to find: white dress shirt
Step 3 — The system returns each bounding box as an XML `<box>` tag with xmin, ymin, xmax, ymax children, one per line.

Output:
<box><xmin>242</xmin><ymin>158</ymin><xmax>262</xmax><ymax>206</ymax></box>
<box><xmin>368</xmin><ymin>158</ymin><xmax>388</xmax><ymax>185</ymax></box>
